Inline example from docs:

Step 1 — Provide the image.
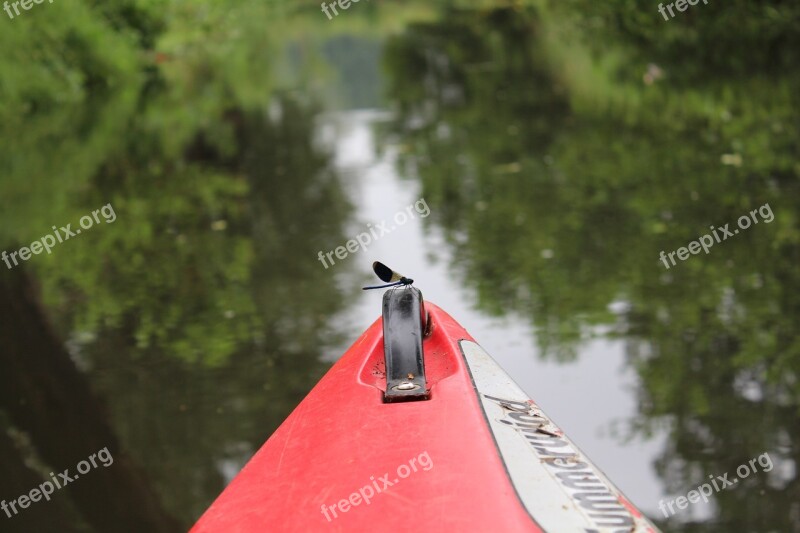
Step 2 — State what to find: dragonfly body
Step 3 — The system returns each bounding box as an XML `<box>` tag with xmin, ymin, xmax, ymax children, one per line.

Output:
<box><xmin>362</xmin><ymin>262</ymin><xmax>414</xmax><ymax>290</ymax></box>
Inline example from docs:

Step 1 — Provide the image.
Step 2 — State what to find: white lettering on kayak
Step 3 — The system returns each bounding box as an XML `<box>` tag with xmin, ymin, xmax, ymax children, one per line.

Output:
<box><xmin>485</xmin><ymin>394</ymin><xmax>634</xmax><ymax>531</ymax></box>
<box><xmin>459</xmin><ymin>340</ymin><xmax>659</xmax><ymax>533</ymax></box>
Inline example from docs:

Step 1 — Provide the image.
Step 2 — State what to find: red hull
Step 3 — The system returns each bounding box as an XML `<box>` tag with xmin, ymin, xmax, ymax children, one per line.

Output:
<box><xmin>192</xmin><ymin>303</ymin><xmax>658</xmax><ymax>532</ymax></box>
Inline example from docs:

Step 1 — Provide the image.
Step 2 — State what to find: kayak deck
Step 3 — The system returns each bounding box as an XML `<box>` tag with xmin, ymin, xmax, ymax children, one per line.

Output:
<box><xmin>192</xmin><ymin>300</ymin><xmax>658</xmax><ymax>532</ymax></box>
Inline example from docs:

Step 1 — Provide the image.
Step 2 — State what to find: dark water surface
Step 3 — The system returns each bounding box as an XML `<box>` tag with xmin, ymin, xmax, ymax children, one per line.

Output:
<box><xmin>1</xmin><ymin>2</ymin><xmax>798</xmax><ymax>531</ymax></box>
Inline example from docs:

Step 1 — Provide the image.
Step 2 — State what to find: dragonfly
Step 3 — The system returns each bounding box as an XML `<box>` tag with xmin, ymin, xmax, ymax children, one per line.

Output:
<box><xmin>362</xmin><ymin>261</ymin><xmax>414</xmax><ymax>290</ymax></box>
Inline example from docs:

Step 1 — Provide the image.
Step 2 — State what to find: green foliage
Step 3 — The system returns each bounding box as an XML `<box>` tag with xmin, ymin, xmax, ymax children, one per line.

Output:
<box><xmin>1</xmin><ymin>4</ymin><xmax>356</xmax><ymax>523</ymax></box>
<box><xmin>547</xmin><ymin>0</ymin><xmax>800</xmax><ymax>82</ymax></box>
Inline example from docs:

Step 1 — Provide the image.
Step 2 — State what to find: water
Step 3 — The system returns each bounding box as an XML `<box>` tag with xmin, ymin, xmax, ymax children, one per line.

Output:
<box><xmin>323</xmin><ymin>109</ymin><xmax>668</xmax><ymax>513</ymax></box>
<box><xmin>1</xmin><ymin>2</ymin><xmax>798</xmax><ymax>531</ymax></box>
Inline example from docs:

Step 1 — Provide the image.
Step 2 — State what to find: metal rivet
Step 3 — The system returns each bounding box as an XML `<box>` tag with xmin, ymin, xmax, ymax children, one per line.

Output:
<box><xmin>393</xmin><ymin>382</ymin><xmax>419</xmax><ymax>391</ymax></box>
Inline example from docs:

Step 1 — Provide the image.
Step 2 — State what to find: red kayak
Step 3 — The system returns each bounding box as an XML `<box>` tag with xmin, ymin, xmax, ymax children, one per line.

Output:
<box><xmin>192</xmin><ymin>272</ymin><xmax>660</xmax><ymax>532</ymax></box>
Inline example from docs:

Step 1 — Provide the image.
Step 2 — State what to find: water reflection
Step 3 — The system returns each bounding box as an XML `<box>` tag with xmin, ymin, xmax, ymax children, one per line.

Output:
<box><xmin>1</xmin><ymin>81</ymin><xmax>354</xmax><ymax>529</ymax></box>
<box><xmin>0</xmin><ymin>1</ymin><xmax>798</xmax><ymax>531</ymax></box>
<box><xmin>381</xmin><ymin>5</ymin><xmax>800</xmax><ymax>531</ymax></box>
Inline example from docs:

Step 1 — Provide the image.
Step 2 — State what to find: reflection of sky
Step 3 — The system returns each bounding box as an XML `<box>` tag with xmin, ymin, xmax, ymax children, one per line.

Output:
<box><xmin>316</xmin><ymin>111</ymin><xmax>671</xmax><ymax>518</ymax></box>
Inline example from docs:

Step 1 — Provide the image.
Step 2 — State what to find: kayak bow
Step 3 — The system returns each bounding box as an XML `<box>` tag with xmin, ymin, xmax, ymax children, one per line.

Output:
<box><xmin>192</xmin><ymin>285</ymin><xmax>659</xmax><ymax>532</ymax></box>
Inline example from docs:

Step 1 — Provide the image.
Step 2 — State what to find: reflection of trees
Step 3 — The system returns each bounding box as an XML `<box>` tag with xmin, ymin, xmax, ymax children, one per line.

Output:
<box><xmin>1</xmin><ymin>4</ymin><xmax>354</xmax><ymax>528</ymax></box>
<box><xmin>0</xmin><ymin>421</ymin><xmax>84</xmax><ymax>533</ymax></box>
<box><xmin>384</xmin><ymin>6</ymin><xmax>586</xmax><ymax>359</ymax></box>
<box><xmin>2</xmin><ymin>91</ymin><xmax>353</xmax><ymax>528</ymax></box>
<box><xmin>0</xmin><ymin>269</ymin><xmax>181</xmax><ymax>532</ymax></box>
<box><xmin>383</xmin><ymin>5</ymin><xmax>800</xmax><ymax>531</ymax></box>
<box><xmin>627</xmin><ymin>272</ymin><xmax>800</xmax><ymax>531</ymax></box>
<box><xmin>29</xmin><ymin>95</ymin><xmax>354</xmax><ymax>527</ymax></box>
<box><xmin>551</xmin><ymin>0</ymin><xmax>800</xmax><ymax>83</ymax></box>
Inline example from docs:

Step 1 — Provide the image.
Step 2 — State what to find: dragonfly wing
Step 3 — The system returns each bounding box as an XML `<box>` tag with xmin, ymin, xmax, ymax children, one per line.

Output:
<box><xmin>372</xmin><ymin>261</ymin><xmax>404</xmax><ymax>283</ymax></box>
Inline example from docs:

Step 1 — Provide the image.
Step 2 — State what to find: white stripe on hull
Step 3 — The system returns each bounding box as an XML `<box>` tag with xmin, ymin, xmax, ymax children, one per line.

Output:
<box><xmin>460</xmin><ymin>340</ymin><xmax>660</xmax><ymax>533</ymax></box>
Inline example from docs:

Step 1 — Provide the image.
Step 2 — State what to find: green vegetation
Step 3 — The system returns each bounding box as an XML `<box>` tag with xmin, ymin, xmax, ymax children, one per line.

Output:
<box><xmin>1</xmin><ymin>1</ymin><xmax>357</xmax><ymax>526</ymax></box>
<box><xmin>1</xmin><ymin>0</ymin><xmax>798</xmax><ymax>530</ymax></box>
